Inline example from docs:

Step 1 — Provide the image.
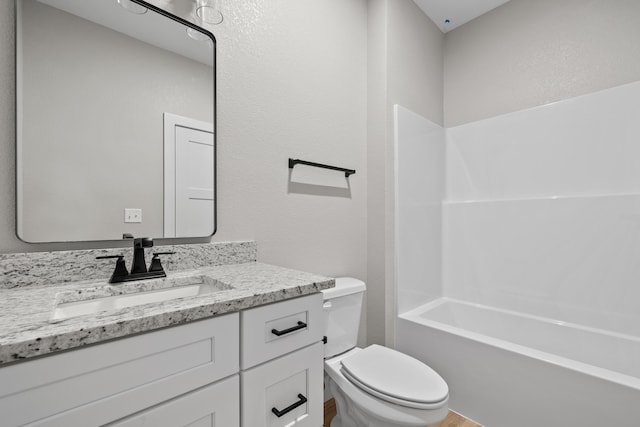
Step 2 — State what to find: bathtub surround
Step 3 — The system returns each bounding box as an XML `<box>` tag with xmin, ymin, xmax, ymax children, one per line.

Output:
<box><xmin>445</xmin><ymin>80</ymin><xmax>640</xmax><ymax>329</ymax></box>
<box><xmin>0</xmin><ymin>241</ymin><xmax>256</xmax><ymax>289</ymax></box>
<box><xmin>383</xmin><ymin>0</ymin><xmax>640</xmax><ymax>357</ymax></box>
<box><xmin>397</xmin><ymin>304</ymin><xmax>640</xmax><ymax>427</ymax></box>
<box><xmin>391</xmin><ymin>2</ymin><xmax>640</xmax><ymax>422</ymax></box>
<box><xmin>393</xmin><ymin>105</ymin><xmax>444</xmax><ymax>314</ymax></box>
<box><xmin>395</xmin><ymin>80</ymin><xmax>640</xmax><ymax>426</ymax></box>
<box><xmin>405</xmin><ymin>299</ymin><xmax>640</xmax><ymax>389</ymax></box>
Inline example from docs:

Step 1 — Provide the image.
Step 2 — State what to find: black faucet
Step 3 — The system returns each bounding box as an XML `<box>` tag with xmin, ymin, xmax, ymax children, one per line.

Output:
<box><xmin>131</xmin><ymin>237</ymin><xmax>153</xmax><ymax>274</ymax></box>
<box><xmin>96</xmin><ymin>237</ymin><xmax>175</xmax><ymax>284</ymax></box>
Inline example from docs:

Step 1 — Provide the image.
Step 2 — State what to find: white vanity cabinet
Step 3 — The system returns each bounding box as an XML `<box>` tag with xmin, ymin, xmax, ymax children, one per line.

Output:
<box><xmin>0</xmin><ymin>313</ymin><xmax>239</xmax><ymax>427</ymax></box>
<box><xmin>240</xmin><ymin>293</ymin><xmax>324</xmax><ymax>427</ymax></box>
<box><xmin>0</xmin><ymin>292</ymin><xmax>325</xmax><ymax>427</ymax></box>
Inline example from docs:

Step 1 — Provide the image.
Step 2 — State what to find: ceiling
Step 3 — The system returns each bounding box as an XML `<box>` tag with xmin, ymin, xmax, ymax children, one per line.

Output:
<box><xmin>413</xmin><ymin>0</ymin><xmax>512</xmax><ymax>33</ymax></box>
<box><xmin>37</xmin><ymin>0</ymin><xmax>213</xmax><ymax>66</ymax></box>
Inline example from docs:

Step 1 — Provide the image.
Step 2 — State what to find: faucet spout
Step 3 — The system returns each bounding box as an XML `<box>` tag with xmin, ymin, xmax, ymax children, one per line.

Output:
<box><xmin>96</xmin><ymin>237</ymin><xmax>173</xmax><ymax>284</ymax></box>
<box><xmin>131</xmin><ymin>237</ymin><xmax>153</xmax><ymax>274</ymax></box>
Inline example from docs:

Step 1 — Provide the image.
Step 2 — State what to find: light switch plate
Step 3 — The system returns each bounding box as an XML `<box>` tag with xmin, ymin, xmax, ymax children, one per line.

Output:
<box><xmin>124</xmin><ymin>208</ymin><xmax>142</xmax><ymax>223</ymax></box>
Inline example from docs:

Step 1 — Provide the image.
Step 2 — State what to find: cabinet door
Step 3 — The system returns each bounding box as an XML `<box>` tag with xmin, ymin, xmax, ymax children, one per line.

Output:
<box><xmin>0</xmin><ymin>314</ymin><xmax>238</xmax><ymax>427</ymax></box>
<box><xmin>107</xmin><ymin>375</ymin><xmax>239</xmax><ymax>427</ymax></box>
<box><xmin>241</xmin><ymin>342</ymin><xmax>323</xmax><ymax>427</ymax></box>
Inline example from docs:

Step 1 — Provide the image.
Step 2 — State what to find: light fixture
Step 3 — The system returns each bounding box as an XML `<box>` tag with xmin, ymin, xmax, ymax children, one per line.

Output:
<box><xmin>187</xmin><ymin>0</ymin><xmax>222</xmax><ymax>41</ymax></box>
<box><xmin>195</xmin><ymin>0</ymin><xmax>223</xmax><ymax>25</ymax></box>
<box><xmin>117</xmin><ymin>0</ymin><xmax>147</xmax><ymax>14</ymax></box>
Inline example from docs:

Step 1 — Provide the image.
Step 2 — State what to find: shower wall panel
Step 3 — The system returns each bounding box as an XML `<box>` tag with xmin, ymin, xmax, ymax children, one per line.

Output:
<box><xmin>394</xmin><ymin>105</ymin><xmax>445</xmax><ymax>314</ymax></box>
<box><xmin>444</xmin><ymin>80</ymin><xmax>640</xmax><ymax>323</ymax></box>
<box><xmin>446</xmin><ymin>81</ymin><xmax>640</xmax><ymax>201</ymax></box>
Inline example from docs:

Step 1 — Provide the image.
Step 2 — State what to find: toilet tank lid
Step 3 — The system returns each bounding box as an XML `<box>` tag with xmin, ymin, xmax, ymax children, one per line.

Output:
<box><xmin>321</xmin><ymin>277</ymin><xmax>366</xmax><ymax>300</ymax></box>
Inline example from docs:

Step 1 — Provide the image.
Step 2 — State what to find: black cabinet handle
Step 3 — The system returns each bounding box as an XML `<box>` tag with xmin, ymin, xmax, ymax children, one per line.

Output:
<box><xmin>271</xmin><ymin>394</ymin><xmax>307</xmax><ymax>418</ymax></box>
<box><xmin>271</xmin><ymin>321</ymin><xmax>307</xmax><ymax>337</ymax></box>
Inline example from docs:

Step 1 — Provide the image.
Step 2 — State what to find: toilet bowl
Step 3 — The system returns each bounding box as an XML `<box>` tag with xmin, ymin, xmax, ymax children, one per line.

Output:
<box><xmin>322</xmin><ymin>278</ymin><xmax>449</xmax><ymax>427</ymax></box>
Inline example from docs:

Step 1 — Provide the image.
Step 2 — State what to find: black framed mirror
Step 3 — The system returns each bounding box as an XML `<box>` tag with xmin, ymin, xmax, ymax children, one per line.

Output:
<box><xmin>15</xmin><ymin>0</ymin><xmax>216</xmax><ymax>243</ymax></box>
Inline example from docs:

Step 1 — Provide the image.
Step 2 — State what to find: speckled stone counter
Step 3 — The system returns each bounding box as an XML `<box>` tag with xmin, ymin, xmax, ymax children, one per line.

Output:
<box><xmin>0</xmin><ymin>241</ymin><xmax>257</xmax><ymax>289</ymax></box>
<box><xmin>0</xmin><ymin>258</ymin><xmax>334</xmax><ymax>365</ymax></box>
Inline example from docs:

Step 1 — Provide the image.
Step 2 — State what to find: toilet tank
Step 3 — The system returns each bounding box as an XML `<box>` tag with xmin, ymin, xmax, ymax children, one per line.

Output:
<box><xmin>321</xmin><ymin>277</ymin><xmax>366</xmax><ymax>358</ymax></box>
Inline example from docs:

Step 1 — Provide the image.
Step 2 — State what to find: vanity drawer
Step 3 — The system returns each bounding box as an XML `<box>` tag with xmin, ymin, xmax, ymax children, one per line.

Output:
<box><xmin>241</xmin><ymin>293</ymin><xmax>323</xmax><ymax>369</ymax></box>
<box><xmin>0</xmin><ymin>313</ymin><xmax>239</xmax><ymax>427</ymax></box>
<box><xmin>241</xmin><ymin>342</ymin><xmax>323</xmax><ymax>427</ymax></box>
<box><xmin>108</xmin><ymin>375</ymin><xmax>239</xmax><ymax>427</ymax></box>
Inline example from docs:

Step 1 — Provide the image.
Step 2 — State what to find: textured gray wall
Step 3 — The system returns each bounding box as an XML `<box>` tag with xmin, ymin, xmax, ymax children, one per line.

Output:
<box><xmin>444</xmin><ymin>0</ymin><xmax>640</xmax><ymax>126</ymax></box>
<box><xmin>367</xmin><ymin>0</ymin><xmax>444</xmax><ymax>346</ymax></box>
<box><xmin>0</xmin><ymin>0</ymin><xmax>368</xmax><ymax>293</ymax></box>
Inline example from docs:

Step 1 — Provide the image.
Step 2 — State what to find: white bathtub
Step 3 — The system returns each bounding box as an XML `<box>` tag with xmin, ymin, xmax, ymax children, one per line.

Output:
<box><xmin>396</xmin><ymin>298</ymin><xmax>640</xmax><ymax>427</ymax></box>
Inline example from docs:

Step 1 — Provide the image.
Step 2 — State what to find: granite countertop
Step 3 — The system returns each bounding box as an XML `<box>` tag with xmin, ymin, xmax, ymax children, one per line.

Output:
<box><xmin>0</xmin><ymin>262</ymin><xmax>334</xmax><ymax>365</ymax></box>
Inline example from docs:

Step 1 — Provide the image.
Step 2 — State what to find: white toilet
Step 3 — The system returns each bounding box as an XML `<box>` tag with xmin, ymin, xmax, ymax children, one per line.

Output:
<box><xmin>322</xmin><ymin>277</ymin><xmax>449</xmax><ymax>427</ymax></box>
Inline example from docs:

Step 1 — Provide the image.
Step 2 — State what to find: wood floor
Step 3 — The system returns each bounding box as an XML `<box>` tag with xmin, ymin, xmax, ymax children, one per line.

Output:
<box><xmin>432</xmin><ymin>410</ymin><xmax>482</xmax><ymax>427</ymax></box>
<box><xmin>324</xmin><ymin>398</ymin><xmax>481</xmax><ymax>427</ymax></box>
<box><xmin>324</xmin><ymin>398</ymin><xmax>337</xmax><ymax>426</ymax></box>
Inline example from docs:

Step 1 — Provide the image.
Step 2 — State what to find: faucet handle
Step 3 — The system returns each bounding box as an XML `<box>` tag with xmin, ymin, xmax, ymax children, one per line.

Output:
<box><xmin>96</xmin><ymin>255</ymin><xmax>129</xmax><ymax>283</ymax></box>
<box><xmin>149</xmin><ymin>251</ymin><xmax>175</xmax><ymax>273</ymax></box>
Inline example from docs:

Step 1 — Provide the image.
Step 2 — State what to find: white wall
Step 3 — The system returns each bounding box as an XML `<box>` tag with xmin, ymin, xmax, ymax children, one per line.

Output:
<box><xmin>0</xmin><ymin>0</ymin><xmax>368</xmax><ymax>287</ymax></box>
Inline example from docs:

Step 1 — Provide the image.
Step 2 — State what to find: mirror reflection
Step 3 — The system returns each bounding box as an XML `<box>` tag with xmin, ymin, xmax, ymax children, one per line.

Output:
<box><xmin>16</xmin><ymin>0</ymin><xmax>216</xmax><ymax>243</ymax></box>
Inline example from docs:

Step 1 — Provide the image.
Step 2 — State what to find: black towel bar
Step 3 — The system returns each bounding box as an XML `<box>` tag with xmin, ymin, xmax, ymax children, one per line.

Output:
<box><xmin>288</xmin><ymin>158</ymin><xmax>356</xmax><ymax>177</ymax></box>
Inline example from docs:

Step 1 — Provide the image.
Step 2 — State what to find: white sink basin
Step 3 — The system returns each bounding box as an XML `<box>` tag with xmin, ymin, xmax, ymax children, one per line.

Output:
<box><xmin>51</xmin><ymin>275</ymin><xmax>231</xmax><ymax>321</ymax></box>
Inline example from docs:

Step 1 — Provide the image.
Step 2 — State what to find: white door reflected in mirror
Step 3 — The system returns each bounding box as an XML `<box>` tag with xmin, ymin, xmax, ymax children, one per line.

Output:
<box><xmin>164</xmin><ymin>113</ymin><xmax>215</xmax><ymax>238</ymax></box>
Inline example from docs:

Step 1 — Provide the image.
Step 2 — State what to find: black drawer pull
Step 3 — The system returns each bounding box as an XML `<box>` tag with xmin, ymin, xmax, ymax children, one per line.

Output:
<box><xmin>271</xmin><ymin>321</ymin><xmax>307</xmax><ymax>336</ymax></box>
<box><xmin>271</xmin><ymin>393</ymin><xmax>307</xmax><ymax>418</ymax></box>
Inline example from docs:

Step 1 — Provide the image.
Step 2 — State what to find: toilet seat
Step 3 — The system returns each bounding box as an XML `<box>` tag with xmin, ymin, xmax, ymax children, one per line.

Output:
<box><xmin>325</xmin><ymin>348</ymin><xmax>449</xmax><ymax>426</ymax></box>
<box><xmin>340</xmin><ymin>345</ymin><xmax>448</xmax><ymax>410</ymax></box>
